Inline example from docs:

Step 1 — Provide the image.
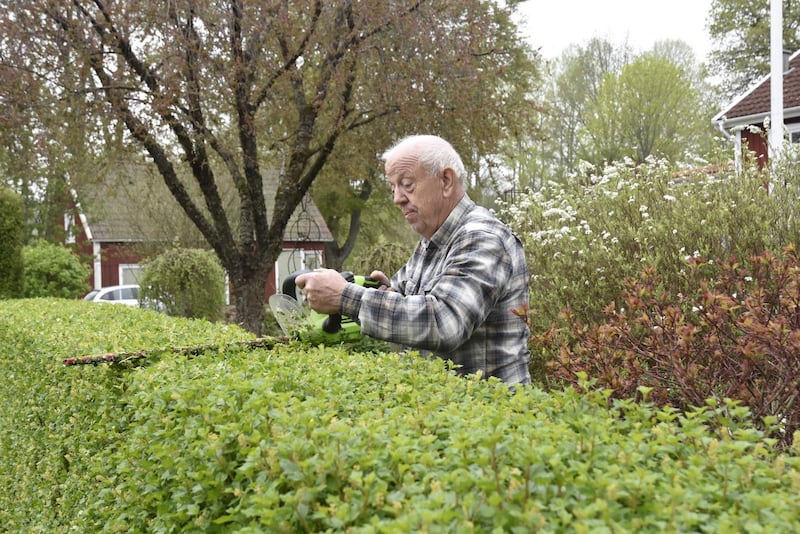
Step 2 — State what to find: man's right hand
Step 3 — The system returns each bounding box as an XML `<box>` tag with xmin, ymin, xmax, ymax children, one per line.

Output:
<box><xmin>368</xmin><ymin>271</ymin><xmax>394</xmax><ymax>291</ymax></box>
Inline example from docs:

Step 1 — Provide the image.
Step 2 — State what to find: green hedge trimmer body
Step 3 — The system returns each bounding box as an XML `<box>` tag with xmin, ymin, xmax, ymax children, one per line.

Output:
<box><xmin>269</xmin><ymin>270</ymin><xmax>382</xmax><ymax>344</ymax></box>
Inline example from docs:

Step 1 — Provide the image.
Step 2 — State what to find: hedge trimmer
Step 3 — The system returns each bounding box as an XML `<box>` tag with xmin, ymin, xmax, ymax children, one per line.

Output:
<box><xmin>268</xmin><ymin>270</ymin><xmax>383</xmax><ymax>344</ymax></box>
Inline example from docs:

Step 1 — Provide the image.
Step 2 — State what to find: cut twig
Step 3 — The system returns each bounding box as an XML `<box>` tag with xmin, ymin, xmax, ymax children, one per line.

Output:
<box><xmin>62</xmin><ymin>336</ymin><xmax>288</xmax><ymax>366</ymax></box>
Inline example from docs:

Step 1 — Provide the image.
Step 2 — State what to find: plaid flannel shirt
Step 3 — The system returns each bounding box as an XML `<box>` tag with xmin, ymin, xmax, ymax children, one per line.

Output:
<box><xmin>341</xmin><ymin>195</ymin><xmax>531</xmax><ymax>386</ymax></box>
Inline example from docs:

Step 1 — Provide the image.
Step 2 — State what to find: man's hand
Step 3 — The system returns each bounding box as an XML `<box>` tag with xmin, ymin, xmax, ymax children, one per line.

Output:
<box><xmin>368</xmin><ymin>270</ymin><xmax>393</xmax><ymax>290</ymax></box>
<box><xmin>294</xmin><ymin>269</ymin><xmax>347</xmax><ymax>314</ymax></box>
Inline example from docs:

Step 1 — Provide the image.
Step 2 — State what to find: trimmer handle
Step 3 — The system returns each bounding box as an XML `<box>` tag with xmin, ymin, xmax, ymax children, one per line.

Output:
<box><xmin>322</xmin><ymin>271</ymin><xmax>382</xmax><ymax>333</ymax></box>
<box><xmin>280</xmin><ymin>269</ymin><xmax>310</xmax><ymax>300</ymax></box>
<box><xmin>281</xmin><ymin>269</ymin><xmax>384</xmax><ymax>334</ymax></box>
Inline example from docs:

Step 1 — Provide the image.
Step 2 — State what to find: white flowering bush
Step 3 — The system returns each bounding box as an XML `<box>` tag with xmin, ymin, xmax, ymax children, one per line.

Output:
<box><xmin>503</xmin><ymin>156</ymin><xmax>800</xmax><ymax>337</ymax></box>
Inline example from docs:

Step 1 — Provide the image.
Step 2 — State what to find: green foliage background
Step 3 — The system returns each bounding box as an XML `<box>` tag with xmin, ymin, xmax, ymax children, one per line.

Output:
<box><xmin>0</xmin><ymin>186</ymin><xmax>24</xmax><ymax>298</ymax></box>
<box><xmin>140</xmin><ymin>247</ymin><xmax>226</xmax><ymax>321</ymax></box>
<box><xmin>1</xmin><ymin>299</ymin><xmax>799</xmax><ymax>531</ymax></box>
<box><xmin>346</xmin><ymin>240</ymin><xmax>417</xmax><ymax>279</ymax></box>
<box><xmin>503</xmin><ymin>156</ymin><xmax>800</xmax><ymax>338</ymax></box>
<box><xmin>22</xmin><ymin>240</ymin><xmax>90</xmax><ymax>298</ymax></box>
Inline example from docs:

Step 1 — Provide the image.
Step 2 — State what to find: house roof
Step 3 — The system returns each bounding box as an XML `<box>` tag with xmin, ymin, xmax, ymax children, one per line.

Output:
<box><xmin>87</xmin><ymin>193</ymin><xmax>332</xmax><ymax>243</ymax></box>
<box><xmin>81</xmin><ymin>167</ymin><xmax>334</xmax><ymax>244</ymax></box>
<box><xmin>714</xmin><ymin>49</ymin><xmax>800</xmax><ymax>127</ymax></box>
<box><xmin>262</xmin><ymin>175</ymin><xmax>334</xmax><ymax>244</ymax></box>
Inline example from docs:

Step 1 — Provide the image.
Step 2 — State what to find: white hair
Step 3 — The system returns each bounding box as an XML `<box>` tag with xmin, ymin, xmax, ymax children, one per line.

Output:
<box><xmin>382</xmin><ymin>135</ymin><xmax>466</xmax><ymax>186</ymax></box>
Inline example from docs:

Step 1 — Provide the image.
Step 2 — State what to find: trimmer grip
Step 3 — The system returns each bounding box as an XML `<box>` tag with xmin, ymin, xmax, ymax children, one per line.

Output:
<box><xmin>322</xmin><ymin>313</ymin><xmax>343</xmax><ymax>333</ymax></box>
<box><xmin>280</xmin><ymin>269</ymin><xmax>311</xmax><ymax>300</ymax></box>
<box><xmin>362</xmin><ymin>277</ymin><xmax>384</xmax><ymax>289</ymax></box>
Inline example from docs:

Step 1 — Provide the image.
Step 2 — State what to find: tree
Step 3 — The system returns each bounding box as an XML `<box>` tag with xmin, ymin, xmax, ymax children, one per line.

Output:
<box><xmin>0</xmin><ymin>13</ymin><xmax>109</xmax><ymax>245</ymax></box>
<box><xmin>582</xmin><ymin>47</ymin><xmax>714</xmax><ymax>170</ymax></box>
<box><xmin>0</xmin><ymin>1</ymin><xmax>541</xmax><ymax>335</ymax></box>
<box><xmin>708</xmin><ymin>0</ymin><xmax>800</xmax><ymax>100</ymax></box>
<box><xmin>0</xmin><ymin>186</ymin><xmax>24</xmax><ymax>298</ymax></box>
<box><xmin>533</xmin><ymin>38</ymin><xmax>632</xmax><ymax>183</ymax></box>
<box><xmin>22</xmin><ymin>240</ymin><xmax>89</xmax><ymax>299</ymax></box>
<box><xmin>311</xmin><ymin>3</ymin><xmax>542</xmax><ymax>269</ymax></box>
<box><xmin>617</xmin><ymin>53</ymin><xmax>700</xmax><ymax>163</ymax></box>
<box><xmin>522</xmin><ymin>37</ymin><xmax>721</xmax><ymax>188</ymax></box>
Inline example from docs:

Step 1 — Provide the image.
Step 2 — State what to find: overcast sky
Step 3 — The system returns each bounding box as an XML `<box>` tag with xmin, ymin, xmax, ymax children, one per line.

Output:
<box><xmin>514</xmin><ymin>0</ymin><xmax>713</xmax><ymax>61</ymax></box>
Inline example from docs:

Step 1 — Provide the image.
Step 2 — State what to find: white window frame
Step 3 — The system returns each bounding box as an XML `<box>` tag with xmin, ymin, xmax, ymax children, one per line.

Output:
<box><xmin>788</xmin><ymin>123</ymin><xmax>800</xmax><ymax>144</ymax></box>
<box><xmin>64</xmin><ymin>213</ymin><xmax>76</xmax><ymax>244</ymax></box>
<box><xmin>119</xmin><ymin>264</ymin><xmax>144</xmax><ymax>285</ymax></box>
<box><xmin>274</xmin><ymin>248</ymin><xmax>323</xmax><ymax>293</ymax></box>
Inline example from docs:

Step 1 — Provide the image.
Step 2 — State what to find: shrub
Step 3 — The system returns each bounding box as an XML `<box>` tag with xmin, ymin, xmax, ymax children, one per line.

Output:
<box><xmin>502</xmin><ymin>158</ymin><xmax>800</xmax><ymax>338</ymax></box>
<box><xmin>22</xmin><ymin>239</ymin><xmax>90</xmax><ymax>298</ymax></box>
<box><xmin>139</xmin><ymin>247</ymin><xmax>226</xmax><ymax>321</ymax></box>
<box><xmin>1</xmin><ymin>299</ymin><xmax>799</xmax><ymax>532</ymax></box>
<box><xmin>542</xmin><ymin>247</ymin><xmax>800</xmax><ymax>447</ymax></box>
<box><xmin>0</xmin><ymin>299</ymin><xmax>251</xmax><ymax>532</ymax></box>
<box><xmin>0</xmin><ymin>186</ymin><xmax>24</xmax><ymax>298</ymax></box>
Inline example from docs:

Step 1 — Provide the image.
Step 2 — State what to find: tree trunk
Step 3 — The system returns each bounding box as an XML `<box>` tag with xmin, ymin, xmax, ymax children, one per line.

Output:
<box><xmin>231</xmin><ymin>266</ymin><xmax>270</xmax><ymax>337</ymax></box>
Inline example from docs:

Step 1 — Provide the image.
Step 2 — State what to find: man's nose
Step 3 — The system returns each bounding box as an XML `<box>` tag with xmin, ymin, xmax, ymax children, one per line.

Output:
<box><xmin>393</xmin><ymin>187</ymin><xmax>406</xmax><ymax>204</ymax></box>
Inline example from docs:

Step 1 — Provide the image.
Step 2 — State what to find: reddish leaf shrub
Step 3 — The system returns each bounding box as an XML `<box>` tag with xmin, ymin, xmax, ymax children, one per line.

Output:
<box><xmin>541</xmin><ymin>246</ymin><xmax>800</xmax><ymax>446</ymax></box>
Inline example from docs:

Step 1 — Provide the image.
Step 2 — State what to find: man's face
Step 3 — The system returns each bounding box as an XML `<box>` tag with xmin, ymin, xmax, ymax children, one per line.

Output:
<box><xmin>385</xmin><ymin>151</ymin><xmax>449</xmax><ymax>239</ymax></box>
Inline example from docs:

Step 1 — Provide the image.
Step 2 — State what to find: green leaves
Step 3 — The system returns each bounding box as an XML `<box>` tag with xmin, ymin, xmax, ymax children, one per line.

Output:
<box><xmin>2</xmin><ymin>299</ymin><xmax>800</xmax><ymax>531</ymax></box>
<box><xmin>22</xmin><ymin>240</ymin><xmax>90</xmax><ymax>298</ymax></box>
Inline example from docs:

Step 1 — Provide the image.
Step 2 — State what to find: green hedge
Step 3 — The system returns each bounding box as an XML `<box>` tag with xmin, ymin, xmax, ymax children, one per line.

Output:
<box><xmin>1</xmin><ymin>299</ymin><xmax>799</xmax><ymax>532</ymax></box>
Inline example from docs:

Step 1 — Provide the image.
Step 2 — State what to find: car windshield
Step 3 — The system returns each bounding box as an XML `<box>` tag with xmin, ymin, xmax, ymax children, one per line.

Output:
<box><xmin>83</xmin><ymin>290</ymin><xmax>100</xmax><ymax>301</ymax></box>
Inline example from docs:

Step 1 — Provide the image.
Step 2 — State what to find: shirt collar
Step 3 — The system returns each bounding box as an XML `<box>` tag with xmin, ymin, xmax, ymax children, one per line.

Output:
<box><xmin>425</xmin><ymin>194</ymin><xmax>475</xmax><ymax>249</ymax></box>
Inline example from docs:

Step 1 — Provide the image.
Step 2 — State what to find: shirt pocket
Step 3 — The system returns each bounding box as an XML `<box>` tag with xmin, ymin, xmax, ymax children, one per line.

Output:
<box><xmin>400</xmin><ymin>277</ymin><xmax>420</xmax><ymax>296</ymax></box>
<box><xmin>420</xmin><ymin>276</ymin><xmax>443</xmax><ymax>296</ymax></box>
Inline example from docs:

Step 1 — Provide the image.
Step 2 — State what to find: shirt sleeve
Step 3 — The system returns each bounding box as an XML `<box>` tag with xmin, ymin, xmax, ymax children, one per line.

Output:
<box><xmin>343</xmin><ymin>228</ymin><xmax>514</xmax><ymax>352</ymax></box>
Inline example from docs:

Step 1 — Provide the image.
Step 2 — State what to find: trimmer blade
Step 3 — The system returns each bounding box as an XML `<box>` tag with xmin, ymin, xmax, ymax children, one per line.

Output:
<box><xmin>268</xmin><ymin>293</ymin><xmax>313</xmax><ymax>338</ymax></box>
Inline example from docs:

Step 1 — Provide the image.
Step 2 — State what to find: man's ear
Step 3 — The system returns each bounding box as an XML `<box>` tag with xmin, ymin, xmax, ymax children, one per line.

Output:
<box><xmin>441</xmin><ymin>167</ymin><xmax>458</xmax><ymax>196</ymax></box>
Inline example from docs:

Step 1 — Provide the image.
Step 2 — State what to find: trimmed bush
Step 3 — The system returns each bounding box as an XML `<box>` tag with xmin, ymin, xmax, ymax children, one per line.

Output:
<box><xmin>1</xmin><ymin>300</ymin><xmax>799</xmax><ymax>532</ymax></box>
<box><xmin>0</xmin><ymin>186</ymin><xmax>24</xmax><ymax>298</ymax></box>
<box><xmin>22</xmin><ymin>240</ymin><xmax>90</xmax><ymax>298</ymax></box>
<box><xmin>139</xmin><ymin>247</ymin><xmax>226</xmax><ymax>321</ymax></box>
<box><xmin>0</xmin><ymin>299</ymin><xmax>251</xmax><ymax>532</ymax></box>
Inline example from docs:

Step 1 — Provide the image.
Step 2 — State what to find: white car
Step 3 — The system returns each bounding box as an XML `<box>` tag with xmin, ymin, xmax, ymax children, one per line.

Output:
<box><xmin>83</xmin><ymin>284</ymin><xmax>141</xmax><ymax>306</ymax></box>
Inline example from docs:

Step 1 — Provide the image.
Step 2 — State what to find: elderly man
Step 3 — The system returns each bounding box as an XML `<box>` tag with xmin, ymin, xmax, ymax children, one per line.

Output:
<box><xmin>296</xmin><ymin>135</ymin><xmax>531</xmax><ymax>386</ymax></box>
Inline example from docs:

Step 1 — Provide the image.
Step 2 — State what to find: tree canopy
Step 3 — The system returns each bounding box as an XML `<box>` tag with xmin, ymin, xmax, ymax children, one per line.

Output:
<box><xmin>708</xmin><ymin>0</ymin><xmax>800</xmax><ymax>99</ymax></box>
<box><xmin>0</xmin><ymin>0</ymin><xmax>541</xmax><ymax>334</ymax></box>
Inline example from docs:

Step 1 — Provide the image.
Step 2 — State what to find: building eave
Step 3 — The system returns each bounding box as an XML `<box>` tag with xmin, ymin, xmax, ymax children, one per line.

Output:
<box><xmin>713</xmin><ymin>105</ymin><xmax>800</xmax><ymax>129</ymax></box>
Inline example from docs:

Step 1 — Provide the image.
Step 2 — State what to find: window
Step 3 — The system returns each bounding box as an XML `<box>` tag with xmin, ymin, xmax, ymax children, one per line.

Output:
<box><xmin>64</xmin><ymin>213</ymin><xmax>76</xmax><ymax>244</ymax></box>
<box><xmin>275</xmin><ymin>249</ymin><xmax>323</xmax><ymax>292</ymax></box>
<box><xmin>100</xmin><ymin>289</ymin><xmax>119</xmax><ymax>302</ymax></box>
<box><xmin>119</xmin><ymin>286</ymin><xmax>138</xmax><ymax>300</ymax></box>
<box><xmin>120</xmin><ymin>264</ymin><xmax>144</xmax><ymax>285</ymax></box>
<box><xmin>788</xmin><ymin>124</ymin><xmax>800</xmax><ymax>144</ymax></box>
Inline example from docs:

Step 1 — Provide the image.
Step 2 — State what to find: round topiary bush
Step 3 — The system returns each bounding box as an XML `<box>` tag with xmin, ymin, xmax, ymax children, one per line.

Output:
<box><xmin>22</xmin><ymin>240</ymin><xmax>90</xmax><ymax>298</ymax></box>
<box><xmin>0</xmin><ymin>186</ymin><xmax>24</xmax><ymax>298</ymax></box>
<box><xmin>139</xmin><ymin>248</ymin><xmax>226</xmax><ymax>321</ymax></box>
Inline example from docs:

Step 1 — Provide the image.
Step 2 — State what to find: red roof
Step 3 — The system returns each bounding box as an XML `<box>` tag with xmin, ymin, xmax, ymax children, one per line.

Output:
<box><xmin>715</xmin><ymin>49</ymin><xmax>800</xmax><ymax>126</ymax></box>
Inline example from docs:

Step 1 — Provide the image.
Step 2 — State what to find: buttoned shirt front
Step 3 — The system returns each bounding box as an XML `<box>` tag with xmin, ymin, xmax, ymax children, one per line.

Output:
<box><xmin>340</xmin><ymin>195</ymin><xmax>531</xmax><ymax>386</ymax></box>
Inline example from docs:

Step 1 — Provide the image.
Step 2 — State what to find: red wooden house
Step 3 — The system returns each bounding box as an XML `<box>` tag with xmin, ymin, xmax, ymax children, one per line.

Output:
<box><xmin>713</xmin><ymin>49</ymin><xmax>800</xmax><ymax>168</ymax></box>
<box><xmin>66</xmin><ymin>177</ymin><xmax>333</xmax><ymax>300</ymax></box>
